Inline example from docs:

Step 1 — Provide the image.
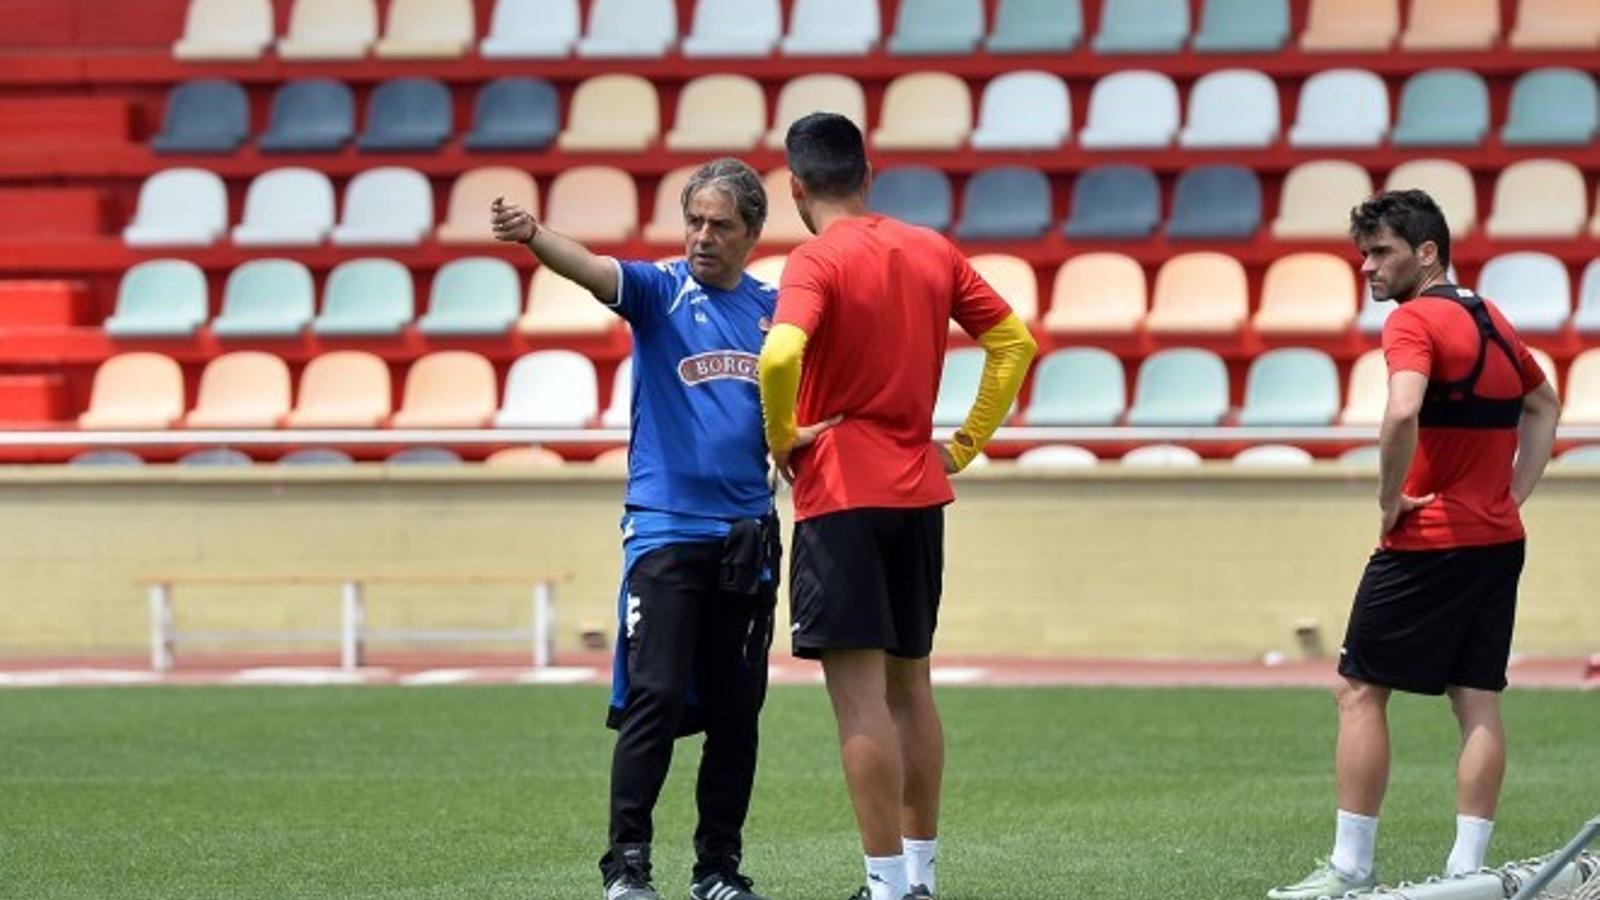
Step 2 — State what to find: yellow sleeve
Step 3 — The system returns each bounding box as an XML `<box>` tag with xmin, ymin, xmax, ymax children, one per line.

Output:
<box><xmin>946</xmin><ymin>313</ymin><xmax>1037</xmax><ymax>471</ymax></box>
<box><xmin>758</xmin><ymin>323</ymin><xmax>808</xmax><ymax>454</ymax></box>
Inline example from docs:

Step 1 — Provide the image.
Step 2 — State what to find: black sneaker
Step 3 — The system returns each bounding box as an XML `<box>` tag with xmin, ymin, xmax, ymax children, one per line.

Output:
<box><xmin>847</xmin><ymin>889</ymin><xmax>871</xmax><ymax>900</ymax></box>
<box><xmin>602</xmin><ymin>845</ymin><xmax>659</xmax><ymax>900</ymax></box>
<box><xmin>689</xmin><ymin>870</ymin><xmax>769</xmax><ymax>900</ymax></box>
<box><xmin>905</xmin><ymin>885</ymin><xmax>935</xmax><ymax>900</ymax></box>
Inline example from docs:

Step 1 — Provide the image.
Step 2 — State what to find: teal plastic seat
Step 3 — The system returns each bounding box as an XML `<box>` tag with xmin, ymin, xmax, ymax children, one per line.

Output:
<box><xmin>1192</xmin><ymin>0</ymin><xmax>1288</xmax><ymax>51</ymax></box>
<box><xmin>416</xmin><ymin>257</ymin><xmax>520</xmax><ymax>335</ymax></box>
<box><xmin>1092</xmin><ymin>0</ymin><xmax>1189</xmax><ymax>53</ymax></box>
<box><xmin>933</xmin><ymin>348</ymin><xmax>986</xmax><ymax>427</ymax></box>
<box><xmin>313</xmin><ymin>258</ymin><xmax>414</xmax><ymax>336</ymax></box>
<box><xmin>106</xmin><ymin>260</ymin><xmax>210</xmax><ymax>337</ymax></box>
<box><xmin>985</xmin><ymin>0</ymin><xmax>1080</xmax><ymax>53</ymax></box>
<box><xmin>1391</xmin><ymin>69</ymin><xmax>1490</xmax><ymax>147</ymax></box>
<box><xmin>1125</xmin><ymin>348</ymin><xmax>1228</xmax><ymax>426</ymax></box>
<box><xmin>1025</xmin><ymin>348</ymin><xmax>1126</xmax><ymax>426</ymax></box>
<box><xmin>1237</xmin><ymin>348</ymin><xmax>1340</xmax><ymax>426</ymax></box>
<box><xmin>887</xmin><ymin>0</ymin><xmax>983</xmax><ymax>55</ymax></box>
<box><xmin>1502</xmin><ymin>68</ymin><xmax>1599</xmax><ymax>146</ymax></box>
<box><xmin>210</xmin><ymin>259</ymin><xmax>315</xmax><ymax>338</ymax></box>
<box><xmin>1478</xmin><ymin>252</ymin><xmax>1571</xmax><ymax>333</ymax></box>
<box><xmin>1574</xmin><ymin>260</ymin><xmax>1600</xmax><ymax>332</ymax></box>
<box><xmin>1558</xmin><ymin>445</ymin><xmax>1600</xmax><ymax>468</ymax></box>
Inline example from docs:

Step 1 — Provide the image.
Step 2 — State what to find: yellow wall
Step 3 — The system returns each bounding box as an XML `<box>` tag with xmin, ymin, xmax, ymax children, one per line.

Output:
<box><xmin>1</xmin><ymin>466</ymin><xmax>1595</xmax><ymax>659</ymax></box>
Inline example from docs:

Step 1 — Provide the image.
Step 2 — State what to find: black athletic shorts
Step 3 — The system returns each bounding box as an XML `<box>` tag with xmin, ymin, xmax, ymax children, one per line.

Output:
<box><xmin>1338</xmin><ymin>539</ymin><xmax>1525</xmax><ymax>695</ymax></box>
<box><xmin>789</xmin><ymin>505</ymin><xmax>944</xmax><ymax>661</ymax></box>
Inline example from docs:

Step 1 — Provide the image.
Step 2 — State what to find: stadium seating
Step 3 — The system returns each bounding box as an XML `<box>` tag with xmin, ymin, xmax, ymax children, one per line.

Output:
<box><xmin>887</xmin><ymin>0</ymin><xmax>983</xmax><ymax>55</ymax></box>
<box><xmin>544</xmin><ymin>166</ymin><xmax>636</xmax><ymax>241</ymax></box>
<box><xmin>1253</xmin><ymin>253</ymin><xmax>1357</xmax><ymax>334</ymax></box>
<box><xmin>933</xmin><ymin>348</ymin><xmax>986</xmax><ymax>426</ymax></box>
<box><xmin>1385</xmin><ymin>160</ymin><xmax>1478</xmax><ymax>234</ymax></box>
<box><xmin>1563</xmin><ymin>350</ymin><xmax>1600</xmax><ymax>423</ymax></box>
<box><xmin>1289</xmin><ymin>69</ymin><xmax>1389</xmax><ymax>147</ymax></box>
<box><xmin>387</xmin><ymin>446</ymin><xmax>462</xmax><ymax>464</ymax></box>
<box><xmin>1145</xmin><ymin>253</ymin><xmax>1248</xmax><ymax>334</ymax></box>
<box><xmin>1485</xmin><ymin>160</ymin><xmax>1588</xmax><ymax>238</ymax></box>
<box><xmin>1092</xmin><ymin>0</ymin><xmax>1189</xmax><ymax>53</ymax></box>
<box><xmin>1529</xmin><ymin>347</ymin><xmax>1560</xmax><ymax>395</ymax></box>
<box><xmin>954</xmin><ymin>167</ymin><xmax>1052</xmax><ymax>240</ymax></box>
<box><xmin>279</xmin><ymin>0</ymin><xmax>378</xmax><ymax>60</ymax></box>
<box><xmin>1340</xmin><ymin>349</ymin><xmax>1387</xmax><ymax>426</ymax></box>
<box><xmin>643</xmin><ymin>166</ymin><xmax>696</xmax><ymax>243</ymax></box>
<box><xmin>970</xmin><ymin>72</ymin><xmax>1071</xmax><ymax>151</ymax></box>
<box><xmin>1016</xmin><ymin>445</ymin><xmax>1099</xmax><ymax>468</ymax></box>
<box><xmin>78</xmin><ymin>354</ymin><xmax>185</xmax><ymax>430</ymax></box>
<box><xmin>1165</xmin><ymin>165</ymin><xmax>1261</xmax><ymax>240</ymax></box>
<box><xmin>666</xmin><ymin>75</ymin><xmax>765</xmax><ymax>151</ymax></box>
<box><xmin>1477</xmin><ymin>252</ymin><xmax>1571</xmax><ymax>333</ymax></box>
<box><xmin>331</xmin><ymin>167</ymin><xmax>433</xmax><ymax>246</ymax></box>
<box><xmin>1121</xmin><ymin>444</ymin><xmax>1203</xmax><ymax>467</ymax></box>
<box><xmin>1390</xmin><ymin>70</ymin><xmax>1490</xmax><ymax>147</ymax></box>
<box><xmin>185</xmin><ymin>353</ymin><xmax>292</xmax><ymax>429</ymax></box>
<box><xmin>232</xmin><ymin>168</ymin><xmax>335</xmax><ymax>246</ymax></box>
<box><xmin>1191</xmin><ymin>0</ymin><xmax>1288</xmax><ymax>51</ymax></box>
<box><xmin>682</xmin><ymin>0</ymin><xmax>780</xmax><ymax>56</ymax></box>
<box><xmin>357</xmin><ymin>78</ymin><xmax>452</xmax><ymax>152</ymax></box>
<box><xmin>1079</xmin><ymin>71</ymin><xmax>1179</xmax><ymax>148</ymax></box>
<box><xmin>1299</xmin><ymin>0</ymin><xmax>1397</xmax><ymax>51</ymax></box>
<box><xmin>464</xmin><ymin>77</ymin><xmax>559</xmax><ymax>151</ymax></box>
<box><xmin>559</xmin><ymin>74</ymin><xmax>658</xmax><ymax>151</ymax></box>
<box><xmin>1401</xmin><ymin>0</ymin><xmax>1499</xmax><ymax>50</ymax></box>
<box><xmin>782</xmin><ymin>0</ymin><xmax>879</xmax><ymax>55</ymax></box>
<box><xmin>985</xmin><ymin>0</ymin><xmax>1081</xmax><ymax>53</ymax></box>
<box><xmin>1508</xmin><ymin>0</ymin><xmax>1600</xmax><ymax>49</ymax></box>
<box><xmin>759</xmin><ymin>169</ymin><xmax>813</xmax><ymax>243</ymax></box>
<box><xmin>1178</xmin><ymin>69</ymin><xmax>1279</xmax><ymax>148</ymax></box>
<box><xmin>1043</xmin><ymin>253</ymin><xmax>1146</xmax><ymax>334</ymax></box>
<box><xmin>284</xmin><ymin>352</ymin><xmax>392</xmax><ymax>428</ymax></box>
<box><xmin>123</xmin><ymin>168</ymin><xmax>228</xmax><ymax>247</ymax></box>
<box><xmin>70</xmin><ymin>450</ymin><xmax>145</xmax><ymax>467</ymax></box>
<box><xmin>416</xmin><ymin>257</ymin><xmax>520</xmax><ymax>335</ymax></box>
<box><xmin>1062</xmin><ymin>165</ymin><xmax>1161</xmax><ymax>239</ymax></box>
<box><xmin>211</xmin><ymin>259</ymin><xmax>316</xmax><ymax>338</ymax></box>
<box><xmin>1233</xmin><ymin>445</ymin><xmax>1314</xmax><ymax>467</ymax></box>
<box><xmin>105</xmin><ymin>260</ymin><xmax>209</xmax><ymax>338</ymax></box>
<box><xmin>766</xmin><ymin>75</ymin><xmax>867</xmax><ymax>149</ymax></box>
<box><xmin>1025</xmin><ymin>348</ymin><xmax>1125</xmax><ymax>426</ymax></box>
<box><xmin>1126</xmin><ymin>349</ymin><xmax>1229</xmax><ymax>426</ymax></box>
<box><xmin>391</xmin><ymin>352</ymin><xmax>498</xmax><ymax>428</ymax></box>
<box><xmin>519</xmin><ymin>266</ymin><xmax>616</xmax><ymax>334</ymax></box>
<box><xmin>152</xmin><ymin>80</ymin><xmax>250</xmax><ymax>154</ymax></box>
<box><xmin>1557</xmin><ymin>444</ymin><xmax>1600</xmax><ymax>467</ymax></box>
<box><xmin>438</xmin><ymin>167</ymin><xmax>537</xmax><ymax>245</ymax></box>
<box><xmin>1271</xmin><ymin>161</ymin><xmax>1373</xmax><ymax>239</ymax></box>
<box><xmin>1501</xmin><ymin>68</ymin><xmax>1599</xmax><ymax>146</ymax></box>
<box><xmin>592</xmin><ymin>446</ymin><xmax>631</xmax><ymax>468</ymax></box>
<box><xmin>746</xmin><ymin>256</ymin><xmax>786</xmax><ymax>285</ymax></box>
<box><xmin>173</xmin><ymin>0</ymin><xmax>274</xmax><ymax>59</ymax></box>
<box><xmin>258</xmin><ymin>79</ymin><xmax>356</xmax><ymax>153</ymax></box>
<box><xmin>179</xmin><ymin>448</ymin><xmax>253</xmax><ymax>466</ymax></box>
<box><xmin>968</xmin><ymin>254</ymin><xmax>1038</xmax><ymax>324</ymax></box>
<box><xmin>576</xmin><ymin>0</ymin><xmax>676</xmax><ymax>57</ymax></box>
<box><xmin>868</xmin><ymin>167</ymin><xmax>953</xmax><ymax>232</ymax></box>
<box><xmin>601</xmin><ymin>358</ymin><xmax>632</xmax><ymax>428</ymax></box>
<box><xmin>494</xmin><ymin>351</ymin><xmax>600</xmax><ymax>428</ymax></box>
<box><xmin>278</xmin><ymin>448</ymin><xmax>355</xmax><ymax>466</ymax></box>
<box><xmin>1237</xmin><ymin>349</ymin><xmax>1340</xmax><ymax>426</ymax></box>
<box><xmin>1356</xmin><ymin>292</ymin><xmax>1395</xmax><ymax>334</ymax></box>
<box><xmin>312</xmin><ymin>259</ymin><xmax>414</xmax><ymax>336</ymax></box>
<box><xmin>484</xmin><ymin>446</ymin><xmax>565</xmax><ymax>467</ymax></box>
<box><xmin>480</xmin><ymin>0</ymin><xmax>579</xmax><ymax>57</ymax></box>
<box><xmin>374</xmin><ymin>0</ymin><xmax>474</xmax><ymax>58</ymax></box>
<box><xmin>1339</xmin><ymin>445</ymin><xmax>1381</xmax><ymax>468</ymax></box>
<box><xmin>1575</xmin><ymin>262</ymin><xmax>1600</xmax><ymax>332</ymax></box>
<box><xmin>872</xmin><ymin>72</ymin><xmax>971</xmax><ymax>150</ymax></box>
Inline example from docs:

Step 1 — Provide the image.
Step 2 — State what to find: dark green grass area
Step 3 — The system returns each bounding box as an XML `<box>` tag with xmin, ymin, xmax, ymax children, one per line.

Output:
<box><xmin>0</xmin><ymin>685</ymin><xmax>1594</xmax><ymax>900</ymax></box>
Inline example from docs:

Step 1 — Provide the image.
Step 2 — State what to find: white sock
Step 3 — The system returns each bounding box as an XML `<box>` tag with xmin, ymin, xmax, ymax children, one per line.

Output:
<box><xmin>1446</xmin><ymin>815</ymin><xmax>1495</xmax><ymax>876</ymax></box>
<box><xmin>904</xmin><ymin>838</ymin><xmax>937</xmax><ymax>893</ymax></box>
<box><xmin>865</xmin><ymin>854</ymin><xmax>909</xmax><ymax>900</ymax></box>
<box><xmin>1331</xmin><ymin>809</ymin><xmax>1379</xmax><ymax>880</ymax></box>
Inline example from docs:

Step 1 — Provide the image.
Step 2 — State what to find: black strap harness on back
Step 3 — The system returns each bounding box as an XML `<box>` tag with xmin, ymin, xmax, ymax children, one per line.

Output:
<box><xmin>1414</xmin><ymin>283</ymin><xmax>1524</xmax><ymax>430</ymax></box>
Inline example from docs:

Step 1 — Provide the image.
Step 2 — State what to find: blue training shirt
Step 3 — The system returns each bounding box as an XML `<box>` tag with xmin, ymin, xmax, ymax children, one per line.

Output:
<box><xmin>607</xmin><ymin>258</ymin><xmax>776</xmax><ymax>521</ymax></box>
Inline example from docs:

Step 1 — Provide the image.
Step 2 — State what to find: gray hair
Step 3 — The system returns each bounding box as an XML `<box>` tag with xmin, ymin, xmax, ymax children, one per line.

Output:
<box><xmin>680</xmin><ymin>158</ymin><xmax>767</xmax><ymax>236</ymax></box>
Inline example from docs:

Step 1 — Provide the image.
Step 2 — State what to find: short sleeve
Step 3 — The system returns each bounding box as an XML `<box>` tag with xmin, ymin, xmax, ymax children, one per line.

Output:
<box><xmin>1381</xmin><ymin>305</ymin><xmax>1433</xmax><ymax>377</ymax></box>
<box><xmin>611</xmin><ymin>259</ymin><xmax>680</xmax><ymax>327</ymax></box>
<box><xmin>1512</xmin><ymin>339</ymin><xmax>1548</xmax><ymax>393</ymax></box>
<box><xmin>774</xmin><ymin>245</ymin><xmax>830</xmax><ymax>336</ymax></box>
<box><xmin>950</xmin><ymin>245</ymin><xmax>1014</xmax><ymax>338</ymax></box>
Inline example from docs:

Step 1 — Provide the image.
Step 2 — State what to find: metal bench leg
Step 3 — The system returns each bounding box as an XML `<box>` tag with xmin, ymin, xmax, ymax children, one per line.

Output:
<box><xmin>341</xmin><ymin>581</ymin><xmax>365</xmax><ymax>671</ymax></box>
<box><xmin>149</xmin><ymin>583</ymin><xmax>174</xmax><ymax>672</ymax></box>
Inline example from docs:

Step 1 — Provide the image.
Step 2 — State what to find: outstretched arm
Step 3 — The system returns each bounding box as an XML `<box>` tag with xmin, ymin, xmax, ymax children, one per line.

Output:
<box><xmin>491</xmin><ymin>196</ymin><xmax>618</xmax><ymax>303</ymax></box>
<box><xmin>943</xmin><ymin>312</ymin><xmax>1037</xmax><ymax>472</ymax></box>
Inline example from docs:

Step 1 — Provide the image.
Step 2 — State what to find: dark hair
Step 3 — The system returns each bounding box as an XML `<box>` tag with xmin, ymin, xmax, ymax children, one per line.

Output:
<box><xmin>1349</xmin><ymin>189</ymin><xmax>1451</xmax><ymax>271</ymax></box>
<box><xmin>784</xmin><ymin>112</ymin><xmax>868</xmax><ymax>200</ymax></box>
<box><xmin>681</xmin><ymin>157</ymin><xmax>767</xmax><ymax>236</ymax></box>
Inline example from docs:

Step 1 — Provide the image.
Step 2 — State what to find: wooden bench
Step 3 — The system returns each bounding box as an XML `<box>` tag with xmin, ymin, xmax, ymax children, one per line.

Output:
<box><xmin>137</xmin><ymin>572</ymin><xmax>569</xmax><ymax>672</ymax></box>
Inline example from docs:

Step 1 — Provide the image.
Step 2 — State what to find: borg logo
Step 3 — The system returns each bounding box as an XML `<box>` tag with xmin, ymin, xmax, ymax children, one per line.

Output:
<box><xmin>678</xmin><ymin>351</ymin><xmax>759</xmax><ymax>386</ymax></box>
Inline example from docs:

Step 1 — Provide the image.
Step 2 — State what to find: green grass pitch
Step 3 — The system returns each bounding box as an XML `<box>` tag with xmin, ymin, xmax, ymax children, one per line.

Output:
<box><xmin>2</xmin><ymin>684</ymin><xmax>1595</xmax><ymax>899</ymax></box>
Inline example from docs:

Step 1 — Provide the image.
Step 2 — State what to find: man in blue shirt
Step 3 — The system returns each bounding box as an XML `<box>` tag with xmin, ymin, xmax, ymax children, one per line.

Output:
<box><xmin>493</xmin><ymin>159</ymin><xmax>828</xmax><ymax>900</ymax></box>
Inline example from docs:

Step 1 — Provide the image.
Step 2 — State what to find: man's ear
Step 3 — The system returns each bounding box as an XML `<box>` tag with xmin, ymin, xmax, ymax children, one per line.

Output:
<box><xmin>789</xmin><ymin>173</ymin><xmax>803</xmax><ymax>204</ymax></box>
<box><xmin>1417</xmin><ymin>239</ymin><xmax>1439</xmax><ymax>269</ymax></box>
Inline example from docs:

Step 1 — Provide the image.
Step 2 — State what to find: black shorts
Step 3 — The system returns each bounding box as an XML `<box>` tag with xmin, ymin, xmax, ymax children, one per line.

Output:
<box><xmin>1338</xmin><ymin>539</ymin><xmax>1525</xmax><ymax>695</ymax></box>
<box><xmin>789</xmin><ymin>505</ymin><xmax>944</xmax><ymax>661</ymax></box>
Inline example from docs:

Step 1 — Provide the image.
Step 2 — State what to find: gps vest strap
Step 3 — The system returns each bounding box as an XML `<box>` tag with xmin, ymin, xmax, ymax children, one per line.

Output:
<box><xmin>1415</xmin><ymin>284</ymin><xmax>1523</xmax><ymax>430</ymax></box>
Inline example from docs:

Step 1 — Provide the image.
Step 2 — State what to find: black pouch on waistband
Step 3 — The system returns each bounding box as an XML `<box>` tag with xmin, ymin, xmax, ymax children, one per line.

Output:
<box><xmin>720</xmin><ymin>518</ymin><xmax>765</xmax><ymax>596</ymax></box>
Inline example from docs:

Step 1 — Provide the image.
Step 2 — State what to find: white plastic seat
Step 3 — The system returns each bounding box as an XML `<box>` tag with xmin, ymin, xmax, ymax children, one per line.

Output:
<box><xmin>1179</xmin><ymin>69</ymin><xmax>1280</xmax><ymax>148</ymax></box>
<box><xmin>970</xmin><ymin>71</ymin><xmax>1071</xmax><ymax>151</ymax></box>
<box><xmin>331</xmin><ymin>167</ymin><xmax>434</xmax><ymax>246</ymax></box>
<box><xmin>494</xmin><ymin>350</ymin><xmax>600</xmax><ymax>427</ymax></box>
<box><xmin>1079</xmin><ymin>71</ymin><xmax>1180</xmax><ymax>149</ymax></box>
<box><xmin>278</xmin><ymin>0</ymin><xmax>378</xmax><ymax>60</ymax></box>
<box><xmin>374</xmin><ymin>0</ymin><xmax>476</xmax><ymax>58</ymax></box>
<box><xmin>480</xmin><ymin>0</ymin><xmax>580</xmax><ymax>57</ymax></box>
<box><xmin>683</xmin><ymin>0</ymin><xmax>781</xmax><ymax>56</ymax></box>
<box><xmin>123</xmin><ymin>168</ymin><xmax>229</xmax><ymax>247</ymax></box>
<box><xmin>1484</xmin><ymin>160</ymin><xmax>1588</xmax><ymax>238</ymax></box>
<box><xmin>781</xmin><ymin>0</ymin><xmax>879</xmax><ymax>55</ymax></box>
<box><xmin>1340</xmin><ymin>349</ymin><xmax>1388</xmax><ymax>425</ymax></box>
<box><xmin>1121</xmin><ymin>444</ymin><xmax>1203</xmax><ymax>467</ymax></box>
<box><xmin>575</xmin><ymin>0</ymin><xmax>676</xmax><ymax>57</ymax></box>
<box><xmin>1384</xmin><ymin>159</ymin><xmax>1478</xmax><ymax>235</ymax></box>
<box><xmin>1289</xmin><ymin>69</ymin><xmax>1390</xmax><ymax>147</ymax></box>
<box><xmin>1232</xmin><ymin>445</ymin><xmax>1315</xmax><ymax>467</ymax></box>
<box><xmin>1015</xmin><ymin>445</ymin><xmax>1099</xmax><ymax>469</ymax></box>
<box><xmin>231</xmin><ymin>167</ymin><xmax>335</xmax><ymax>246</ymax></box>
<box><xmin>173</xmin><ymin>0</ymin><xmax>275</xmax><ymax>60</ymax></box>
<box><xmin>665</xmin><ymin>75</ymin><xmax>766</xmax><ymax>150</ymax></box>
<box><xmin>601</xmin><ymin>357</ymin><xmax>633</xmax><ymax>428</ymax></box>
<box><xmin>766</xmin><ymin>75</ymin><xmax>868</xmax><ymax>149</ymax></box>
<box><xmin>1477</xmin><ymin>252</ymin><xmax>1572</xmax><ymax>333</ymax></box>
<box><xmin>1271</xmin><ymin>161</ymin><xmax>1375</xmax><ymax>239</ymax></box>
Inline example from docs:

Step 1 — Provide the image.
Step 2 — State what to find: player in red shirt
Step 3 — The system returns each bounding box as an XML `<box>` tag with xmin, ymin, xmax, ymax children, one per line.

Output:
<box><xmin>758</xmin><ymin>114</ymin><xmax>1036</xmax><ymax>900</ymax></box>
<box><xmin>1271</xmin><ymin>190</ymin><xmax>1561</xmax><ymax>900</ymax></box>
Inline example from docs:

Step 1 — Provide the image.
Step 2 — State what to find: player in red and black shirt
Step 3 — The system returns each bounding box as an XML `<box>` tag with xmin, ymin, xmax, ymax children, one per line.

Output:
<box><xmin>1271</xmin><ymin>191</ymin><xmax>1562</xmax><ymax>900</ymax></box>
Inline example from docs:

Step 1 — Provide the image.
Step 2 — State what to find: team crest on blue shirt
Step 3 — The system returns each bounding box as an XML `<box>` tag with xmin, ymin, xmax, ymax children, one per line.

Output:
<box><xmin>677</xmin><ymin>351</ymin><xmax>759</xmax><ymax>386</ymax></box>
